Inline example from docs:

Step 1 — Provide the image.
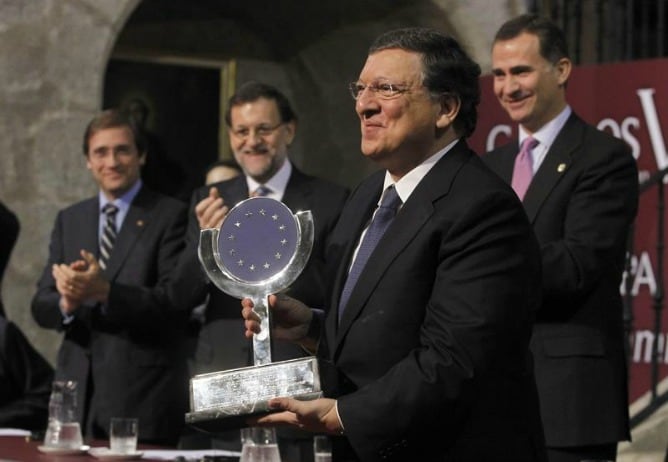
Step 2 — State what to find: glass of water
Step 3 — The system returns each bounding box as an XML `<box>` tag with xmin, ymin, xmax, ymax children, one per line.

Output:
<box><xmin>240</xmin><ymin>427</ymin><xmax>281</xmax><ymax>462</ymax></box>
<box><xmin>313</xmin><ymin>435</ymin><xmax>332</xmax><ymax>462</ymax></box>
<box><xmin>44</xmin><ymin>420</ymin><xmax>83</xmax><ymax>449</ymax></box>
<box><xmin>44</xmin><ymin>380</ymin><xmax>83</xmax><ymax>449</ymax></box>
<box><xmin>109</xmin><ymin>417</ymin><xmax>138</xmax><ymax>454</ymax></box>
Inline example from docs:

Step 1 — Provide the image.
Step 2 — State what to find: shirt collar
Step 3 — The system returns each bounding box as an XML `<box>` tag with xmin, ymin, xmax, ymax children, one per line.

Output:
<box><xmin>382</xmin><ymin>138</ymin><xmax>460</xmax><ymax>204</ymax></box>
<box><xmin>99</xmin><ymin>179</ymin><xmax>142</xmax><ymax>215</ymax></box>
<box><xmin>246</xmin><ymin>159</ymin><xmax>292</xmax><ymax>200</ymax></box>
<box><xmin>519</xmin><ymin>105</ymin><xmax>572</xmax><ymax>148</ymax></box>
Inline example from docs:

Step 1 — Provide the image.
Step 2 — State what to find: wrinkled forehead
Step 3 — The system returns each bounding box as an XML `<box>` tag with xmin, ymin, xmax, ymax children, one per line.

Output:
<box><xmin>359</xmin><ymin>48</ymin><xmax>424</xmax><ymax>84</ymax></box>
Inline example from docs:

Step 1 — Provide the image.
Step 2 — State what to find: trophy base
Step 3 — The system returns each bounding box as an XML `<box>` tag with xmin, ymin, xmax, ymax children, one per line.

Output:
<box><xmin>186</xmin><ymin>391</ymin><xmax>322</xmax><ymax>433</ymax></box>
<box><xmin>186</xmin><ymin>357</ymin><xmax>321</xmax><ymax>433</ymax></box>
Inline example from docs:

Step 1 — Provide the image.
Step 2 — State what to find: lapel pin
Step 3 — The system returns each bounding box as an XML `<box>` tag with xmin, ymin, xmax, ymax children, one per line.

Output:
<box><xmin>557</xmin><ymin>163</ymin><xmax>567</xmax><ymax>173</ymax></box>
<box><xmin>136</xmin><ymin>220</ymin><xmax>144</xmax><ymax>227</ymax></box>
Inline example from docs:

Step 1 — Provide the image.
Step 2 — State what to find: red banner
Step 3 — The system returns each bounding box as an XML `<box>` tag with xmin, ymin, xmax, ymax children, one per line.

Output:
<box><xmin>469</xmin><ymin>58</ymin><xmax>668</xmax><ymax>403</ymax></box>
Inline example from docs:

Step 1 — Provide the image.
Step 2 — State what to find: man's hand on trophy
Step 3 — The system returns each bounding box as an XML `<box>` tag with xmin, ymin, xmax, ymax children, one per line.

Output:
<box><xmin>250</xmin><ymin>397</ymin><xmax>343</xmax><ymax>435</ymax></box>
<box><xmin>195</xmin><ymin>187</ymin><xmax>229</xmax><ymax>229</ymax></box>
<box><xmin>242</xmin><ymin>294</ymin><xmax>313</xmax><ymax>343</ymax></box>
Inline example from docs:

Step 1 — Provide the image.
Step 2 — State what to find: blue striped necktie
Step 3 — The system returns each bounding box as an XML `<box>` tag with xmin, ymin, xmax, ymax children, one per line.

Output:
<box><xmin>99</xmin><ymin>203</ymin><xmax>118</xmax><ymax>270</ymax></box>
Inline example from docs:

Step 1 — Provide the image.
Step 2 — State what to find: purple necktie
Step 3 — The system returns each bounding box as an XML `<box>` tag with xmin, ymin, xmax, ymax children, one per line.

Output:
<box><xmin>338</xmin><ymin>186</ymin><xmax>402</xmax><ymax>322</ymax></box>
<box><xmin>511</xmin><ymin>136</ymin><xmax>539</xmax><ymax>200</ymax></box>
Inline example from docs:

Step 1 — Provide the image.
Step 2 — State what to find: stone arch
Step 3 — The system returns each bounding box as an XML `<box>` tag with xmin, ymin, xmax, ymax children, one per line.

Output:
<box><xmin>0</xmin><ymin>0</ymin><xmax>521</xmax><ymax>362</ymax></box>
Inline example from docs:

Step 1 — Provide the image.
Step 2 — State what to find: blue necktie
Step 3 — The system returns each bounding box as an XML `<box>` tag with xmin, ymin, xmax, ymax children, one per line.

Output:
<box><xmin>338</xmin><ymin>186</ymin><xmax>402</xmax><ymax>322</ymax></box>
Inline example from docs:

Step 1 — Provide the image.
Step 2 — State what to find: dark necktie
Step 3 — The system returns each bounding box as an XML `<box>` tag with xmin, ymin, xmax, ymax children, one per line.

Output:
<box><xmin>511</xmin><ymin>136</ymin><xmax>539</xmax><ymax>200</ymax></box>
<box><xmin>338</xmin><ymin>186</ymin><xmax>402</xmax><ymax>322</ymax></box>
<box><xmin>250</xmin><ymin>185</ymin><xmax>272</xmax><ymax>197</ymax></box>
<box><xmin>99</xmin><ymin>203</ymin><xmax>118</xmax><ymax>270</ymax></box>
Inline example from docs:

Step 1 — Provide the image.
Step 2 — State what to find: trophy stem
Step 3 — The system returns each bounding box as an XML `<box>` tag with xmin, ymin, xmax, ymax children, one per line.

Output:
<box><xmin>252</xmin><ymin>295</ymin><xmax>272</xmax><ymax>366</ymax></box>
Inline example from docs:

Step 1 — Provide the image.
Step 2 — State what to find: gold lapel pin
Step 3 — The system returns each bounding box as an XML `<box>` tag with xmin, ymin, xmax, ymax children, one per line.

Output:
<box><xmin>557</xmin><ymin>163</ymin><xmax>567</xmax><ymax>173</ymax></box>
<box><xmin>136</xmin><ymin>220</ymin><xmax>144</xmax><ymax>227</ymax></box>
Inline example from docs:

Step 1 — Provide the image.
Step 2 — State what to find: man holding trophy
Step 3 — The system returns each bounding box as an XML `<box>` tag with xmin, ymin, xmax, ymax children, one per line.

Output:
<box><xmin>240</xmin><ymin>29</ymin><xmax>547</xmax><ymax>462</ymax></box>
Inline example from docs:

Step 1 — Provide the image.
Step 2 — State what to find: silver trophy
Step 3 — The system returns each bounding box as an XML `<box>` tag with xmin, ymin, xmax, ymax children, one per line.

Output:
<box><xmin>186</xmin><ymin>197</ymin><xmax>321</xmax><ymax>431</ymax></box>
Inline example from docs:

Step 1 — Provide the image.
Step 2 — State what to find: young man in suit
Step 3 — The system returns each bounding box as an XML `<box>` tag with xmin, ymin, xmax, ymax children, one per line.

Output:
<box><xmin>241</xmin><ymin>28</ymin><xmax>546</xmax><ymax>462</ymax></box>
<box><xmin>176</xmin><ymin>82</ymin><xmax>348</xmax><ymax>459</ymax></box>
<box><xmin>483</xmin><ymin>14</ymin><xmax>638</xmax><ymax>462</ymax></box>
<box><xmin>31</xmin><ymin>109</ymin><xmax>190</xmax><ymax>445</ymax></box>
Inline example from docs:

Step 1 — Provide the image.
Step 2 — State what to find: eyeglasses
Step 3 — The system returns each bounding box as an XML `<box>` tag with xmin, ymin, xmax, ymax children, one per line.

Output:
<box><xmin>348</xmin><ymin>81</ymin><xmax>411</xmax><ymax>100</ymax></box>
<box><xmin>230</xmin><ymin>122</ymin><xmax>284</xmax><ymax>140</ymax></box>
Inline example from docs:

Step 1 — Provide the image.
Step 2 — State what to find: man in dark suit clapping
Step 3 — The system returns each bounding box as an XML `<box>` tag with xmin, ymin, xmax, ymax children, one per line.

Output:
<box><xmin>31</xmin><ymin>109</ymin><xmax>189</xmax><ymax>445</ymax></box>
<box><xmin>179</xmin><ymin>82</ymin><xmax>348</xmax><ymax>376</ymax></box>
<box><xmin>175</xmin><ymin>82</ymin><xmax>348</xmax><ymax>460</ymax></box>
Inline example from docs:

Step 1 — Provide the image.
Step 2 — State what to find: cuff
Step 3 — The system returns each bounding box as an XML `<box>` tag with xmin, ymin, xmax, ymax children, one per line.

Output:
<box><xmin>58</xmin><ymin>298</ymin><xmax>75</xmax><ymax>325</ymax></box>
<box><xmin>306</xmin><ymin>308</ymin><xmax>324</xmax><ymax>341</ymax></box>
<box><xmin>298</xmin><ymin>308</ymin><xmax>324</xmax><ymax>355</ymax></box>
<box><xmin>334</xmin><ymin>400</ymin><xmax>345</xmax><ymax>435</ymax></box>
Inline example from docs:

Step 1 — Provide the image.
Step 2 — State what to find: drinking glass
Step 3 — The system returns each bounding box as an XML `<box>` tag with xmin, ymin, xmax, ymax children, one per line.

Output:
<box><xmin>43</xmin><ymin>380</ymin><xmax>83</xmax><ymax>449</ymax></box>
<box><xmin>239</xmin><ymin>427</ymin><xmax>281</xmax><ymax>462</ymax></box>
<box><xmin>109</xmin><ymin>417</ymin><xmax>138</xmax><ymax>454</ymax></box>
<box><xmin>313</xmin><ymin>435</ymin><xmax>332</xmax><ymax>462</ymax></box>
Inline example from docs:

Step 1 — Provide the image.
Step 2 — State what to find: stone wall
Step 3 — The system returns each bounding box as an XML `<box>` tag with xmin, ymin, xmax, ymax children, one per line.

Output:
<box><xmin>0</xmin><ymin>0</ymin><xmax>140</xmax><ymax>362</ymax></box>
<box><xmin>0</xmin><ymin>0</ymin><xmax>521</xmax><ymax>364</ymax></box>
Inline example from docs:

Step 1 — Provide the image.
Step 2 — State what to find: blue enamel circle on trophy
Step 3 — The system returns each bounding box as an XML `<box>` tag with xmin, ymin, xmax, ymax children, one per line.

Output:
<box><xmin>217</xmin><ymin>197</ymin><xmax>300</xmax><ymax>283</ymax></box>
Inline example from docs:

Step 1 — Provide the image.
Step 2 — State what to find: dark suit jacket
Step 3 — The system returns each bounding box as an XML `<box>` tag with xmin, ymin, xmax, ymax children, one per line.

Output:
<box><xmin>0</xmin><ymin>201</ymin><xmax>20</xmax><ymax>318</ymax></box>
<box><xmin>175</xmin><ymin>165</ymin><xmax>349</xmax><ymax>374</ymax></box>
<box><xmin>483</xmin><ymin>113</ymin><xmax>637</xmax><ymax>447</ymax></box>
<box><xmin>323</xmin><ymin>141</ymin><xmax>545</xmax><ymax>462</ymax></box>
<box><xmin>0</xmin><ymin>201</ymin><xmax>19</xmax><ymax>284</ymax></box>
<box><xmin>31</xmin><ymin>186</ymin><xmax>189</xmax><ymax>444</ymax></box>
<box><xmin>0</xmin><ymin>316</ymin><xmax>53</xmax><ymax>431</ymax></box>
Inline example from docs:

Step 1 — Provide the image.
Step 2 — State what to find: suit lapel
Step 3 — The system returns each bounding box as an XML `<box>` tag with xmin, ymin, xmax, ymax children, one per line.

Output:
<box><xmin>281</xmin><ymin>167</ymin><xmax>313</xmax><ymax>212</ymax></box>
<box><xmin>523</xmin><ymin>115</ymin><xmax>582</xmax><ymax>222</ymax></box>
<box><xmin>324</xmin><ymin>175</ymin><xmax>381</xmax><ymax>348</ymax></box>
<box><xmin>332</xmin><ymin>175</ymin><xmax>382</xmax><ymax>307</ymax></box>
<box><xmin>219</xmin><ymin>176</ymin><xmax>250</xmax><ymax>207</ymax></box>
<box><xmin>333</xmin><ymin>142</ymin><xmax>470</xmax><ymax>353</ymax></box>
<box><xmin>81</xmin><ymin>199</ymin><xmax>101</xmax><ymax>259</ymax></box>
<box><xmin>492</xmin><ymin>143</ymin><xmax>517</xmax><ymax>184</ymax></box>
<box><xmin>103</xmin><ymin>188</ymin><xmax>152</xmax><ymax>279</ymax></box>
